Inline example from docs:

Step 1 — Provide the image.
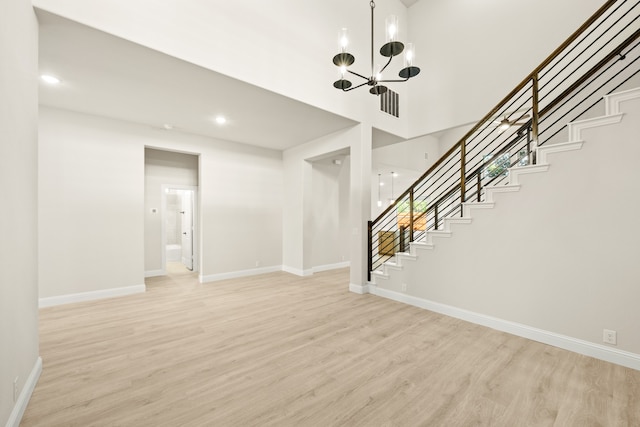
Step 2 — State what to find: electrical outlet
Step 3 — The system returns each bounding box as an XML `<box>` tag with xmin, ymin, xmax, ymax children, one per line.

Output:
<box><xmin>13</xmin><ymin>377</ymin><xmax>18</xmax><ymax>402</ymax></box>
<box><xmin>401</xmin><ymin>283</ymin><xmax>407</xmax><ymax>292</ymax></box>
<box><xmin>255</xmin><ymin>261</ymin><xmax>261</xmax><ymax>267</ymax></box>
<box><xmin>603</xmin><ymin>329</ymin><xmax>617</xmax><ymax>345</ymax></box>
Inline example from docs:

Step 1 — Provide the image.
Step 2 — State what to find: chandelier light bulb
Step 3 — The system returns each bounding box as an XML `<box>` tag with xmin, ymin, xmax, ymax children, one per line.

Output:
<box><xmin>340</xmin><ymin>65</ymin><xmax>347</xmax><ymax>78</ymax></box>
<box><xmin>404</xmin><ymin>43</ymin><xmax>415</xmax><ymax>67</ymax></box>
<box><xmin>339</xmin><ymin>28</ymin><xmax>349</xmax><ymax>53</ymax></box>
<box><xmin>386</xmin><ymin>15</ymin><xmax>399</xmax><ymax>42</ymax></box>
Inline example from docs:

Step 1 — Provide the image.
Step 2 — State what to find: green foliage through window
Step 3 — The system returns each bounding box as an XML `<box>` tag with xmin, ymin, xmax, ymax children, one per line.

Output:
<box><xmin>483</xmin><ymin>153</ymin><xmax>510</xmax><ymax>178</ymax></box>
<box><xmin>396</xmin><ymin>199</ymin><xmax>428</xmax><ymax>213</ymax></box>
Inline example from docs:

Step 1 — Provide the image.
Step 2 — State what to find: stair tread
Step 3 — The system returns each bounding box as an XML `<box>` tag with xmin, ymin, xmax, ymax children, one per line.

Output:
<box><xmin>396</xmin><ymin>252</ymin><xmax>417</xmax><ymax>258</ymax></box>
<box><xmin>411</xmin><ymin>242</ymin><xmax>434</xmax><ymax>248</ymax></box>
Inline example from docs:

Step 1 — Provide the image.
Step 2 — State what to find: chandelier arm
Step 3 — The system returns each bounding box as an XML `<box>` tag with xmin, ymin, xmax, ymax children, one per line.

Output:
<box><xmin>342</xmin><ymin>81</ymin><xmax>370</xmax><ymax>92</ymax></box>
<box><xmin>378</xmin><ymin>55</ymin><xmax>394</xmax><ymax>74</ymax></box>
<box><xmin>347</xmin><ymin>69</ymin><xmax>371</xmax><ymax>81</ymax></box>
<box><xmin>379</xmin><ymin>77</ymin><xmax>410</xmax><ymax>83</ymax></box>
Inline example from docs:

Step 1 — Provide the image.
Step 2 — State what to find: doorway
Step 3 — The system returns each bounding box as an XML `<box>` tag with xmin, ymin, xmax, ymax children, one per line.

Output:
<box><xmin>162</xmin><ymin>185</ymin><xmax>198</xmax><ymax>272</ymax></box>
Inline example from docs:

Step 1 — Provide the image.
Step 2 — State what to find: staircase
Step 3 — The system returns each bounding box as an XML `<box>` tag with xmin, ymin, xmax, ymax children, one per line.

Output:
<box><xmin>369</xmin><ymin>87</ymin><xmax>640</xmax><ymax>370</ymax></box>
<box><xmin>365</xmin><ymin>0</ymin><xmax>640</xmax><ymax>370</ymax></box>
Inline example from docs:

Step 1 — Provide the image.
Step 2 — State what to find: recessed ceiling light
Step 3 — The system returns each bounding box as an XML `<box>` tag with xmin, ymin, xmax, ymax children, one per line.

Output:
<box><xmin>215</xmin><ymin>116</ymin><xmax>227</xmax><ymax>125</ymax></box>
<box><xmin>40</xmin><ymin>74</ymin><xmax>61</xmax><ymax>85</ymax></box>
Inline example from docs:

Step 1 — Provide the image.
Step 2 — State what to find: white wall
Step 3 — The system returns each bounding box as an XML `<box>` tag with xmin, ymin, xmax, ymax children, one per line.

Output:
<box><xmin>39</xmin><ymin>108</ymin><xmax>146</xmax><ymax>299</ymax></box>
<box><xmin>283</xmin><ymin>125</ymin><xmax>367</xmax><ymax>277</ymax></box>
<box><xmin>408</xmin><ymin>0</ymin><xmax>604</xmax><ymax>136</ymax></box>
<box><xmin>144</xmin><ymin>148</ymin><xmax>199</xmax><ymax>274</ymax></box>
<box><xmin>0</xmin><ymin>1</ymin><xmax>40</xmax><ymax>425</ymax></box>
<box><xmin>433</xmin><ymin>123</ymin><xmax>475</xmax><ymax>158</ymax></box>
<box><xmin>309</xmin><ymin>159</ymin><xmax>351</xmax><ymax>269</ymax></box>
<box><xmin>337</xmin><ymin>156</ymin><xmax>351</xmax><ymax>266</ymax></box>
<box><xmin>39</xmin><ymin>107</ymin><xmax>284</xmax><ymax>298</ymax></box>
<box><xmin>282</xmin><ymin>123</ymin><xmax>372</xmax><ymax>290</ymax></box>
<box><xmin>376</xmin><ymin>93</ymin><xmax>640</xmax><ymax>357</ymax></box>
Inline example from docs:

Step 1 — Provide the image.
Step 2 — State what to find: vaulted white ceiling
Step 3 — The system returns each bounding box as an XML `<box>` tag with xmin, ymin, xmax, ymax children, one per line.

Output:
<box><xmin>400</xmin><ymin>0</ymin><xmax>421</xmax><ymax>8</ymax></box>
<box><xmin>37</xmin><ymin>11</ymin><xmax>357</xmax><ymax>151</ymax></box>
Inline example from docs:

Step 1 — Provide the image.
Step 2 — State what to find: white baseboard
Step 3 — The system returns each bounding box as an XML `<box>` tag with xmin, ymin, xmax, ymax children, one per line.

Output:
<box><xmin>370</xmin><ymin>285</ymin><xmax>640</xmax><ymax>371</ymax></box>
<box><xmin>349</xmin><ymin>282</ymin><xmax>370</xmax><ymax>295</ymax></box>
<box><xmin>39</xmin><ymin>284</ymin><xmax>146</xmax><ymax>308</ymax></box>
<box><xmin>200</xmin><ymin>262</ymin><xmax>351</xmax><ymax>282</ymax></box>
<box><xmin>144</xmin><ymin>269</ymin><xmax>165</xmax><ymax>278</ymax></box>
<box><xmin>313</xmin><ymin>261</ymin><xmax>350</xmax><ymax>273</ymax></box>
<box><xmin>5</xmin><ymin>356</ymin><xmax>42</xmax><ymax>427</ymax></box>
<box><xmin>282</xmin><ymin>265</ymin><xmax>313</xmax><ymax>277</ymax></box>
<box><xmin>200</xmin><ymin>265</ymin><xmax>283</xmax><ymax>283</ymax></box>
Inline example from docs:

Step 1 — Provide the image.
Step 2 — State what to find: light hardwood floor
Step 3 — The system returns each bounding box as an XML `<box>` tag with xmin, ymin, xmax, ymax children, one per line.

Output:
<box><xmin>22</xmin><ymin>266</ymin><xmax>640</xmax><ymax>426</ymax></box>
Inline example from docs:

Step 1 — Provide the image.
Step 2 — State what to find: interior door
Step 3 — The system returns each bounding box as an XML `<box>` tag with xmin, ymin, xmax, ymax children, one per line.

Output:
<box><xmin>180</xmin><ymin>190</ymin><xmax>194</xmax><ymax>270</ymax></box>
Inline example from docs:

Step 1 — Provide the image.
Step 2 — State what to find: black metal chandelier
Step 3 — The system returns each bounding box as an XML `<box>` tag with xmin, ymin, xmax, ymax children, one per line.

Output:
<box><xmin>332</xmin><ymin>0</ymin><xmax>420</xmax><ymax>95</ymax></box>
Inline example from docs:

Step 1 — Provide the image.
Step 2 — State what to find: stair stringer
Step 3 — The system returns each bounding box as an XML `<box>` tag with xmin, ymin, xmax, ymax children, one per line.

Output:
<box><xmin>368</xmin><ymin>88</ymin><xmax>640</xmax><ymax>370</ymax></box>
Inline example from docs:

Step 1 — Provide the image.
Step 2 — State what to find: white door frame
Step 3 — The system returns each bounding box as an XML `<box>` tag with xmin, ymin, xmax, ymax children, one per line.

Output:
<box><xmin>161</xmin><ymin>184</ymin><xmax>200</xmax><ymax>273</ymax></box>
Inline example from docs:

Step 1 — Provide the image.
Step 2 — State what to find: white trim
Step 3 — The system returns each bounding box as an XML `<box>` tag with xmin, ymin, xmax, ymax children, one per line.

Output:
<box><xmin>144</xmin><ymin>269</ymin><xmax>165</xmax><ymax>278</ymax></box>
<box><xmin>39</xmin><ymin>285</ymin><xmax>146</xmax><ymax>308</ymax></box>
<box><xmin>410</xmin><ymin>241</ymin><xmax>434</xmax><ymax>252</ymax></box>
<box><xmin>369</xmin><ymin>286</ymin><xmax>640</xmax><ymax>371</ymax></box>
<box><xmin>507</xmin><ymin>164</ymin><xmax>550</xmax><ymax>185</ymax></box>
<box><xmin>567</xmin><ymin>113</ymin><xmax>623</xmax><ymax>141</ymax></box>
<box><xmin>200</xmin><ymin>265</ymin><xmax>283</xmax><ymax>283</ymax></box>
<box><xmin>371</xmin><ymin>270</ymin><xmax>389</xmax><ymax>281</ymax></box>
<box><xmin>537</xmin><ymin>140</ymin><xmax>584</xmax><ymax>164</ymax></box>
<box><xmin>282</xmin><ymin>265</ymin><xmax>313</xmax><ymax>277</ymax></box>
<box><xmin>5</xmin><ymin>357</ymin><xmax>42</xmax><ymax>427</ymax></box>
<box><xmin>461</xmin><ymin>202</ymin><xmax>495</xmax><ymax>218</ymax></box>
<box><xmin>604</xmin><ymin>87</ymin><xmax>640</xmax><ymax>115</ymax></box>
<box><xmin>349</xmin><ymin>282</ymin><xmax>370</xmax><ymax>294</ymax></box>
<box><xmin>483</xmin><ymin>185</ymin><xmax>520</xmax><ymax>203</ymax></box>
<box><xmin>312</xmin><ymin>261</ymin><xmax>351</xmax><ymax>273</ymax></box>
<box><xmin>199</xmin><ymin>263</ymin><xmax>350</xmax><ymax>283</ymax></box>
